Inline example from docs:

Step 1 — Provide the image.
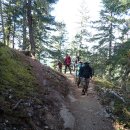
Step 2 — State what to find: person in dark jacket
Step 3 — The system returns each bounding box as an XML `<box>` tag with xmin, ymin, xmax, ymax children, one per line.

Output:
<box><xmin>78</xmin><ymin>62</ymin><xmax>93</xmax><ymax>95</ymax></box>
<box><xmin>57</xmin><ymin>61</ymin><xmax>62</xmax><ymax>73</ymax></box>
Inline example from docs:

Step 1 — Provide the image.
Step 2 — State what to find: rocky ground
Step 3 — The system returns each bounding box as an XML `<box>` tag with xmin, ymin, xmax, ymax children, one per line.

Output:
<box><xmin>0</xmin><ymin>46</ymin><xmax>73</xmax><ymax>130</ymax></box>
<box><xmin>65</xmin><ymin>74</ymin><xmax>116</xmax><ymax>130</ymax></box>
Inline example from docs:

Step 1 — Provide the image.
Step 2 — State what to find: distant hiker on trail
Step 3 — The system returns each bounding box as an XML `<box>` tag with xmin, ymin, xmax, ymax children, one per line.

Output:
<box><xmin>64</xmin><ymin>54</ymin><xmax>71</xmax><ymax>74</ymax></box>
<box><xmin>57</xmin><ymin>61</ymin><xmax>62</xmax><ymax>73</ymax></box>
<box><xmin>78</xmin><ymin>62</ymin><xmax>93</xmax><ymax>95</ymax></box>
<box><xmin>74</xmin><ymin>56</ymin><xmax>80</xmax><ymax>71</ymax></box>
<box><xmin>75</xmin><ymin>61</ymin><xmax>83</xmax><ymax>82</ymax></box>
<box><xmin>75</xmin><ymin>61</ymin><xmax>82</xmax><ymax>77</ymax></box>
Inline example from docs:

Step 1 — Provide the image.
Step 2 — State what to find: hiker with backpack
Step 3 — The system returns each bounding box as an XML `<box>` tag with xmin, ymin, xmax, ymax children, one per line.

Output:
<box><xmin>64</xmin><ymin>54</ymin><xmax>71</xmax><ymax>74</ymax></box>
<box><xmin>78</xmin><ymin>62</ymin><xmax>93</xmax><ymax>95</ymax></box>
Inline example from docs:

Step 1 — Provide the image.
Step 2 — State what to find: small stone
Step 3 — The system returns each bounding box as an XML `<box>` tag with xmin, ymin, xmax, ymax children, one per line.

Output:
<box><xmin>44</xmin><ymin>126</ymin><xmax>49</xmax><ymax>129</ymax></box>
<box><xmin>28</xmin><ymin>112</ymin><xmax>33</xmax><ymax>117</ymax></box>
<box><xmin>5</xmin><ymin>120</ymin><xmax>8</xmax><ymax>123</ymax></box>
<box><xmin>9</xmin><ymin>95</ymin><xmax>12</xmax><ymax>99</ymax></box>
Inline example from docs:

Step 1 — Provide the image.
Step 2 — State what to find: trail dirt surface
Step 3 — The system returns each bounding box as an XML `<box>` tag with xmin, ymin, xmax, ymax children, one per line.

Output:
<box><xmin>66</xmin><ymin>73</ymin><xmax>115</xmax><ymax>130</ymax></box>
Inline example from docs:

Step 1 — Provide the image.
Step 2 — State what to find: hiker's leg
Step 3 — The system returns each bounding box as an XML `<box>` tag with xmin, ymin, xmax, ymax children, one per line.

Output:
<box><xmin>77</xmin><ymin>77</ymin><xmax>81</xmax><ymax>87</ymax></box>
<box><xmin>65</xmin><ymin>65</ymin><xmax>67</xmax><ymax>73</ymax></box>
<box><xmin>82</xmin><ymin>85</ymin><xmax>85</xmax><ymax>95</ymax></box>
<box><xmin>60</xmin><ymin>68</ymin><xmax>62</xmax><ymax>73</ymax></box>
<box><xmin>81</xmin><ymin>78</ymin><xmax>85</xmax><ymax>95</ymax></box>
<box><xmin>74</xmin><ymin>64</ymin><xmax>75</xmax><ymax>71</ymax></box>
<box><xmin>84</xmin><ymin>78</ymin><xmax>90</xmax><ymax>93</ymax></box>
<box><xmin>75</xmin><ymin>70</ymin><xmax>78</xmax><ymax>84</ymax></box>
<box><xmin>58</xmin><ymin>67</ymin><xmax>61</xmax><ymax>72</ymax></box>
<box><xmin>75</xmin><ymin>70</ymin><xmax>77</xmax><ymax>77</ymax></box>
<box><xmin>68</xmin><ymin>65</ymin><xmax>71</xmax><ymax>74</ymax></box>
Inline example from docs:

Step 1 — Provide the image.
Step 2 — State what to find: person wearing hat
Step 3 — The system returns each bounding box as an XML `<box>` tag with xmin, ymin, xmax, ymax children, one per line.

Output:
<box><xmin>78</xmin><ymin>62</ymin><xmax>93</xmax><ymax>95</ymax></box>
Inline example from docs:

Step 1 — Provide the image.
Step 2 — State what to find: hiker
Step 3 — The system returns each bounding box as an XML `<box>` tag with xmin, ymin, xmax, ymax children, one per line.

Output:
<box><xmin>76</xmin><ymin>61</ymin><xmax>83</xmax><ymax>85</ymax></box>
<box><xmin>57</xmin><ymin>61</ymin><xmax>62</xmax><ymax>73</ymax></box>
<box><xmin>78</xmin><ymin>62</ymin><xmax>93</xmax><ymax>95</ymax></box>
<box><xmin>74</xmin><ymin>56</ymin><xmax>80</xmax><ymax>71</ymax></box>
<box><xmin>64</xmin><ymin>54</ymin><xmax>71</xmax><ymax>74</ymax></box>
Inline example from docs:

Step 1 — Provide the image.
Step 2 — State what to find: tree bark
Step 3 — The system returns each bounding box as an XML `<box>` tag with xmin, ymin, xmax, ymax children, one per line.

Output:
<box><xmin>27</xmin><ymin>0</ymin><xmax>35</xmax><ymax>56</ymax></box>
<box><xmin>12</xmin><ymin>21</ymin><xmax>16</xmax><ymax>48</ymax></box>
<box><xmin>0</xmin><ymin>0</ymin><xmax>5</xmax><ymax>44</ymax></box>
<box><xmin>22</xmin><ymin>0</ymin><xmax>27</xmax><ymax>50</ymax></box>
<box><xmin>108</xmin><ymin>12</ymin><xmax>113</xmax><ymax>79</ymax></box>
<box><xmin>6</xmin><ymin>1</ymin><xmax>11</xmax><ymax>47</ymax></box>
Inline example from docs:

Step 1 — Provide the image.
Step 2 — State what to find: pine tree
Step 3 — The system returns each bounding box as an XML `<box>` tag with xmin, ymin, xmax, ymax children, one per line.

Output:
<box><xmin>91</xmin><ymin>0</ymin><xmax>124</xmax><ymax>79</ymax></box>
<box><xmin>0</xmin><ymin>0</ymin><xmax>5</xmax><ymax>44</ymax></box>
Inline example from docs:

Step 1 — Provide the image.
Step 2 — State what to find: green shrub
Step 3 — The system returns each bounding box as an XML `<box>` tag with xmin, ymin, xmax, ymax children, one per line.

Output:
<box><xmin>93</xmin><ymin>77</ymin><xmax>114</xmax><ymax>88</ymax></box>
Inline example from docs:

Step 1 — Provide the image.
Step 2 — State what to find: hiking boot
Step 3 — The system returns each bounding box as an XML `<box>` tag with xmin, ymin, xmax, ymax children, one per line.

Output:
<box><xmin>81</xmin><ymin>89</ymin><xmax>85</xmax><ymax>95</ymax></box>
<box><xmin>85</xmin><ymin>90</ymin><xmax>88</xmax><ymax>94</ymax></box>
<box><xmin>81</xmin><ymin>92</ymin><xmax>85</xmax><ymax>95</ymax></box>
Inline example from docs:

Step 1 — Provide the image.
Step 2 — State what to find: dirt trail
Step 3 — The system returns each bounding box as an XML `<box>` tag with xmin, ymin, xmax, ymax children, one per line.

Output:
<box><xmin>66</xmin><ymin>74</ymin><xmax>115</xmax><ymax>130</ymax></box>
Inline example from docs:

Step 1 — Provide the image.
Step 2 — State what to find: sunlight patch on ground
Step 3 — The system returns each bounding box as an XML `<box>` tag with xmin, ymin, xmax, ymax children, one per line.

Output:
<box><xmin>60</xmin><ymin>105</ymin><xmax>75</xmax><ymax>129</ymax></box>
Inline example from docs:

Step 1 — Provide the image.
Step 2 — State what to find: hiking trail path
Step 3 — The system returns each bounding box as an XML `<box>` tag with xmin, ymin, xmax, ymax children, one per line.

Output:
<box><xmin>65</xmin><ymin>73</ymin><xmax>115</xmax><ymax>130</ymax></box>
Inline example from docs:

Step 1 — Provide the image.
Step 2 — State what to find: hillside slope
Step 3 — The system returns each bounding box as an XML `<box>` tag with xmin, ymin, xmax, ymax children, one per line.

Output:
<box><xmin>0</xmin><ymin>45</ymin><xmax>73</xmax><ymax>130</ymax></box>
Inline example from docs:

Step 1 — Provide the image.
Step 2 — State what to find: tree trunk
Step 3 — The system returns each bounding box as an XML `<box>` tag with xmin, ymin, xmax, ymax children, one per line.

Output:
<box><xmin>6</xmin><ymin>20</ymin><xmax>11</xmax><ymax>46</ymax></box>
<box><xmin>0</xmin><ymin>0</ymin><xmax>5</xmax><ymax>44</ymax></box>
<box><xmin>12</xmin><ymin>21</ymin><xmax>16</xmax><ymax>48</ymax></box>
<box><xmin>22</xmin><ymin>0</ymin><xmax>27</xmax><ymax>50</ymax></box>
<box><xmin>6</xmin><ymin>1</ymin><xmax>11</xmax><ymax>47</ymax></box>
<box><xmin>108</xmin><ymin>12</ymin><xmax>113</xmax><ymax>79</ymax></box>
<box><xmin>27</xmin><ymin>0</ymin><xmax>35</xmax><ymax>56</ymax></box>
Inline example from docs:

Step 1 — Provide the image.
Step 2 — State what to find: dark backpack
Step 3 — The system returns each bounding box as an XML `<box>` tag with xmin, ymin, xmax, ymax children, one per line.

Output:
<box><xmin>82</xmin><ymin>66</ymin><xmax>92</xmax><ymax>78</ymax></box>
